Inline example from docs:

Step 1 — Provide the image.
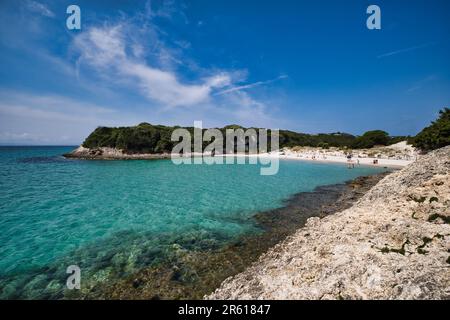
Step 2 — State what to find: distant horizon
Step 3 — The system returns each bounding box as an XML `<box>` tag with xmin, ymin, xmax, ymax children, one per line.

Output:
<box><xmin>1</xmin><ymin>0</ymin><xmax>449</xmax><ymax>145</ymax></box>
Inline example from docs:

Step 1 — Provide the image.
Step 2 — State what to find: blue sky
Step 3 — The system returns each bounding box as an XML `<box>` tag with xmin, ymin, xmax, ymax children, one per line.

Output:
<box><xmin>0</xmin><ymin>0</ymin><xmax>449</xmax><ymax>145</ymax></box>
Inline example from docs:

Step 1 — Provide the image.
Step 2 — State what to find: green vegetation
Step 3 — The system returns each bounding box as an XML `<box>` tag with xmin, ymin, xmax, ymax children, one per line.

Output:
<box><xmin>82</xmin><ymin>123</ymin><xmax>180</xmax><ymax>153</ymax></box>
<box><xmin>82</xmin><ymin>122</ymin><xmax>416</xmax><ymax>154</ymax></box>
<box><xmin>82</xmin><ymin>123</ymin><xmax>362</xmax><ymax>153</ymax></box>
<box><xmin>412</xmin><ymin>108</ymin><xmax>450</xmax><ymax>152</ymax></box>
<box><xmin>277</xmin><ymin>131</ymin><xmax>355</xmax><ymax>148</ymax></box>
<box><xmin>350</xmin><ymin>130</ymin><xmax>390</xmax><ymax>149</ymax></box>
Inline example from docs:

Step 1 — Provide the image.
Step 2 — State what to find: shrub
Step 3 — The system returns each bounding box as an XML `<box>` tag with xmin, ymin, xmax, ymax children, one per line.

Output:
<box><xmin>413</xmin><ymin>108</ymin><xmax>450</xmax><ymax>152</ymax></box>
<box><xmin>351</xmin><ymin>130</ymin><xmax>390</xmax><ymax>149</ymax></box>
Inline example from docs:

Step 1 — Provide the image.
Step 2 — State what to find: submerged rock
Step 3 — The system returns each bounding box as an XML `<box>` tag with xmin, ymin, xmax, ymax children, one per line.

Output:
<box><xmin>79</xmin><ymin>172</ymin><xmax>386</xmax><ymax>300</ymax></box>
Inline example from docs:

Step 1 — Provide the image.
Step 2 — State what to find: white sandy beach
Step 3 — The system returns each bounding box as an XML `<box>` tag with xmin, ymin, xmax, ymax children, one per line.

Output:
<box><xmin>259</xmin><ymin>152</ymin><xmax>413</xmax><ymax>168</ymax></box>
<box><xmin>274</xmin><ymin>141</ymin><xmax>417</xmax><ymax>168</ymax></box>
<box><xmin>220</xmin><ymin>141</ymin><xmax>417</xmax><ymax>168</ymax></box>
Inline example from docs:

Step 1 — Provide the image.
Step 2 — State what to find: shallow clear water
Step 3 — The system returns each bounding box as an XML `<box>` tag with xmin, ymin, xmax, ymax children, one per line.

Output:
<box><xmin>0</xmin><ymin>146</ymin><xmax>385</xmax><ymax>298</ymax></box>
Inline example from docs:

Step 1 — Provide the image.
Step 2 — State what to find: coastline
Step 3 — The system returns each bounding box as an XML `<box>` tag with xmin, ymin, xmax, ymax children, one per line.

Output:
<box><xmin>64</xmin><ymin>145</ymin><xmax>413</xmax><ymax>168</ymax></box>
<box><xmin>207</xmin><ymin>146</ymin><xmax>450</xmax><ymax>300</ymax></box>
<box><xmin>76</xmin><ymin>172</ymin><xmax>389</xmax><ymax>299</ymax></box>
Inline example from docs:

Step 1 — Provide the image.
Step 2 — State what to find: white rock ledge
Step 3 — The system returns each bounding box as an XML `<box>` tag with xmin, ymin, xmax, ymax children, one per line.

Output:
<box><xmin>63</xmin><ymin>146</ymin><xmax>170</xmax><ymax>160</ymax></box>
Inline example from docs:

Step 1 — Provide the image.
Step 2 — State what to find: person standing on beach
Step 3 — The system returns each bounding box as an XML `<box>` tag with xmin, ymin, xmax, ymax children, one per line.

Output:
<box><xmin>346</xmin><ymin>153</ymin><xmax>354</xmax><ymax>169</ymax></box>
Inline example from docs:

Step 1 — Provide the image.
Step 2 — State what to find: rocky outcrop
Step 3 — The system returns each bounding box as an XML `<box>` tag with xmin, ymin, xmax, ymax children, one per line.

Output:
<box><xmin>207</xmin><ymin>146</ymin><xmax>450</xmax><ymax>300</ymax></box>
<box><xmin>63</xmin><ymin>146</ymin><xmax>170</xmax><ymax>160</ymax></box>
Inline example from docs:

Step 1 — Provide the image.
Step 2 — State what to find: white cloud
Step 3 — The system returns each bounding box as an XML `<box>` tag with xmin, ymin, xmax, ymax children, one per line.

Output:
<box><xmin>73</xmin><ymin>25</ymin><xmax>232</xmax><ymax>108</ymax></box>
<box><xmin>74</xmin><ymin>26</ymin><xmax>127</xmax><ymax>69</ymax></box>
<box><xmin>126</xmin><ymin>62</ymin><xmax>212</xmax><ymax>107</ymax></box>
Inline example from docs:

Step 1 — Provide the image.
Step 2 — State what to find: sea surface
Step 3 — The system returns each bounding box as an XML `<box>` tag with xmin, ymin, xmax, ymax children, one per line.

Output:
<box><xmin>0</xmin><ymin>146</ymin><xmax>386</xmax><ymax>298</ymax></box>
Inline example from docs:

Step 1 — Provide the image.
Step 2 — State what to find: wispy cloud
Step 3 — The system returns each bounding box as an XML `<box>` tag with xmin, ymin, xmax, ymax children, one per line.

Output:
<box><xmin>0</xmin><ymin>91</ymin><xmax>140</xmax><ymax>144</ymax></box>
<box><xmin>24</xmin><ymin>0</ymin><xmax>55</xmax><ymax>18</ymax></box>
<box><xmin>215</xmin><ymin>75</ymin><xmax>288</xmax><ymax>96</ymax></box>
<box><xmin>406</xmin><ymin>75</ymin><xmax>437</xmax><ymax>93</ymax></box>
<box><xmin>223</xmin><ymin>91</ymin><xmax>273</xmax><ymax>126</ymax></box>
<box><xmin>0</xmin><ymin>91</ymin><xmax>118</xmax><ymax>123</ymax></box>
<box><xmin>377</xmin><ymin>42</ymin><xmax>437</xmax><ymax>59</ymax></box>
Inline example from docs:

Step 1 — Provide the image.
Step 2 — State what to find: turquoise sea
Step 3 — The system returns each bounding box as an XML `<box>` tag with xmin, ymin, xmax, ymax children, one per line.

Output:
<box><xmin>0</xmin><ymin>146</ymin><xmax>386</xmax><ymax>298</ymax></box>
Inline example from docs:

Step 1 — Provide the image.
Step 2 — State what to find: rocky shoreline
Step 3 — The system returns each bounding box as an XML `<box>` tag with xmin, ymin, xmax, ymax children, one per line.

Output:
<box><xmin>63</xmin><ymin>146</ymin><xmax>171</xmax><ymax>160</ymax></box>
<box><xmin>207</xmin><ymin>146</ymin><xmax>450</xmax><ymax>300</ymax></box>
<box><xmin>77</xmin><ymin>172</ymin><xmax>388</xmax><ymax>299</ymax></box>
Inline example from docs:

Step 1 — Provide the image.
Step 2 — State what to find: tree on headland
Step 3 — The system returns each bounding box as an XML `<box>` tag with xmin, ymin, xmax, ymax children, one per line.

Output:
<box><xmin>413</xmin><ymin>108</ymin><xmax>450</xmax><ymax>152</ymax></box>
<box><xmin>351</xmin><ymin>130</ymin><xmax>390</xmax><ymax>149</ymax></box>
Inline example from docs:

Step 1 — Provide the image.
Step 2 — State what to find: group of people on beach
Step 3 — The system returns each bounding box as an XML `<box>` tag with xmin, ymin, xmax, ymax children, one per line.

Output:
<box><xmin>346</xmin><ymin>153</ymin><xmax>360</xmax><ymax>169</ymax></box>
